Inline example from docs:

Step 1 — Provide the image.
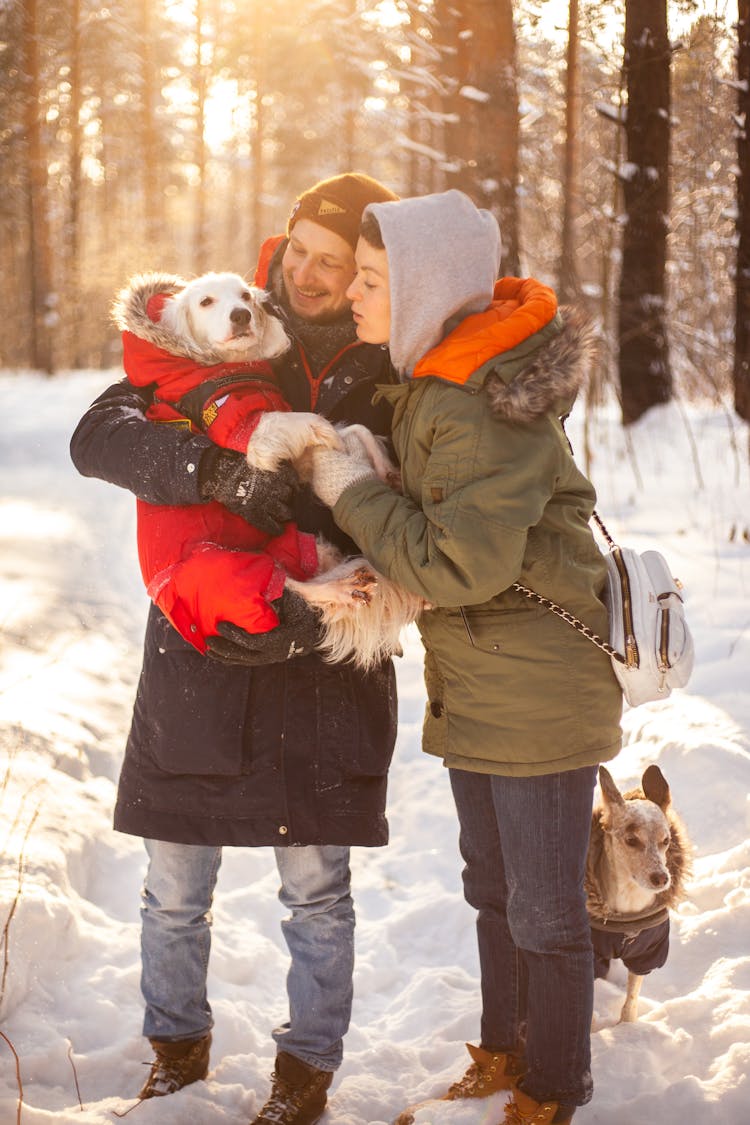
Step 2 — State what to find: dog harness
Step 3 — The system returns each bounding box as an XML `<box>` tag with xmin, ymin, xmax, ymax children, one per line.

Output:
<box><xmin>120</xmin><ymin>317</ymin><xmax>319</xmax><ymax>653</ymax></box>
<box><xmin>586</xmin><ymin>819</ymin><xmax>674</xmax><ymax>979</ymax></box>
<box><xmin>590</xmin><ymin>914</ymin><xmax>670</xmax><ymax>978</ymax></box>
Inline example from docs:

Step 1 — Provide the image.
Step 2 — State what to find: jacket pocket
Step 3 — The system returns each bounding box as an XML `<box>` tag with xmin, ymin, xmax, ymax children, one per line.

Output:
<box><xmin>418</xmin><ymin>454</ymin><xmax>459</xmax><ymax>534</ymax></box>
<box><xmin>451</xmin><ymin>600</ymin><xmax>548</xmax><ymax>654</ymax></box>
<box><xmin>312</xmin><ymin>661</ymin><xmax>397</xmax><ymax>790</ymax></box>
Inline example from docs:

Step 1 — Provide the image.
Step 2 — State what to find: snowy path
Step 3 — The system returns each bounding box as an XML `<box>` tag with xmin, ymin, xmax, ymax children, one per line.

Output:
<box><xmin>0</xmin><ymin>371</ymin><xmax>748</xmax><ymax>1123</ymax></box>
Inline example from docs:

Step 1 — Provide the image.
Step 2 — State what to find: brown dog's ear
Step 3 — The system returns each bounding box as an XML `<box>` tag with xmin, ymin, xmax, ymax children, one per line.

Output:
<box><xmin>641</xmin><ymin>764</ymin><xmax>671</xmax><ymax>811</ymax></box>
<box><xmin>598</xmin><ymin>765</ymin><xmax>625</xmax><ymax>808</ymax></box>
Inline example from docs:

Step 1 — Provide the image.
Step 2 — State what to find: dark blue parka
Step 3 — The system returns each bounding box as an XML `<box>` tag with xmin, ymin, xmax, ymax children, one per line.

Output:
<box><xmin>70</xmin><ymin>238</ymin><xmax>398</xmax><ymax>848</ymax></box>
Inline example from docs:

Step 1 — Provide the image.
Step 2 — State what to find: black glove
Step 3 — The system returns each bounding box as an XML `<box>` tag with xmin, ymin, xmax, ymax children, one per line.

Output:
<box><xmin>198</xmin><ymin>447</ymin><xmax>298</xmax><ymax>536</ymax></box>
<box><xmin>205</xmin><ymin>588</ymin><xmax>323</xmax><ymax>666</ymax></box>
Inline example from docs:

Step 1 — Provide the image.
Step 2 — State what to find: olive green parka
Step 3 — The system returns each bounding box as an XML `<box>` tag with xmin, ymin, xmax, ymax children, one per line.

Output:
<box><xmin>334</xmin><ymin>273</ymin><xmax>623</xmax><ymax>777</ymax></box>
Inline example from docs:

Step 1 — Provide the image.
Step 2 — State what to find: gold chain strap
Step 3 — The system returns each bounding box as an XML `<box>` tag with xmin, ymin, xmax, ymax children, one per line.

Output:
<box><xmin>511</xmin><ymin>421</ymin><xmax>625</xmax><ymax>662</ymax></box>
<box><xmin>511</xmin><ymin>580</ymin><xmax>626</xmax><ymax>665</ymax></box>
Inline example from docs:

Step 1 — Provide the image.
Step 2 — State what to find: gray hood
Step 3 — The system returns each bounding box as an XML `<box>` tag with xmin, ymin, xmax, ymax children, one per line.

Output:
<box><xmin>364</xmin><ymin>190</ymin><xmax>502</xmax><ymax>377</ymax></box>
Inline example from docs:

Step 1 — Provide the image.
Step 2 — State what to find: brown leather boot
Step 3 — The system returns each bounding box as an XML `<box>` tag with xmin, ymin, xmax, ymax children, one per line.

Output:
<box><xmin>138</xmin><ymin>1032</ymin><xmax>211</xmax><ymax>1099</ymax></box>
<box><xmin>443</xmin><ymin>1043</ymin><xmax>525</xmax><ymax>1099</ymax></box>
<box><xmin>502</xmin><ymin>1086</ymin><xmax>575</xmax><ymax>1124</ymax></box>
<box><xmin>250</xmin><ymin>1051</ymin><xmax>333</xmax><ymax>1125</ymax></box>
<box><xmin>393</xmin><ymin>1043</ymin><xmax>525</xmax><ymax>1125</ymax></box>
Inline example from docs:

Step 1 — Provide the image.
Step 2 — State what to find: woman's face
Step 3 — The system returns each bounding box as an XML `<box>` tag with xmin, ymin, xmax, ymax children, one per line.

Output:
<box><xmin>345</xmin><ymin>238</ymin><xmax>391</xmax><ymax>344</ymax></box>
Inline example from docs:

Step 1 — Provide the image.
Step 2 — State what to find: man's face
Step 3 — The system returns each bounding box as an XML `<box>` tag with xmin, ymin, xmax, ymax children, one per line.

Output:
<box><xmin>281</xmin><ymin>219</ymin><xmax>357</xmax><ymax>322</ymax></box>
<box><xmin>345</xmin><ymin>238</ymin><xmax>391</xmax><ymax>345</ymax></box>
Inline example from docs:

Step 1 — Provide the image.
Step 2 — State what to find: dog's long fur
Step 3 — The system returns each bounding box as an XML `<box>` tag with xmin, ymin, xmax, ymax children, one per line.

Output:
<box><xmin>586</xmin><ymin>764</ymin><xmax>692</xmax><ymax>1022</ymax></box>
<box><xmin>128</xmin><ymin>271</ymin><xmax>423</xmax><ymax>670</ymax></box>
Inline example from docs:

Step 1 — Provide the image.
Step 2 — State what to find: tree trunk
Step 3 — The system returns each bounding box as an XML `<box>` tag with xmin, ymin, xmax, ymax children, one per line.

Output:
<box><xmin>66</xmin><ymin>0</ymin><xmax>84</xmax><ymax>366</ymax></box>
<box><xmin>482</xmin><ymin>0</ymin><xmax>520</xmax><ymax>276</ymax></box>
<box><xmin>735</xmin><ymin>0</ymin><xmax>750</xmax><ymax>421</ymax></box>
<box><xmin>249</xmin><ymin>3</ymin><xmax>267</xmax><ymax>264</ymax></box>
<box><xmin>193</xmin><ymin>0</ymin><xmax>209</xmax><ymax>272</ymax></box>
<box><xmin>617</xmin><ymin>0</ymin><xmax>673</xmax><ymax>425</ymax></box>
<box><xmin>340</xmin><ymin>0</ymin><xmax>358</xmax><ymax>168</ymax></box>
<box><xmin>140</xmin><ymin>0</ymin><xmax>162</xmax><ymax>252</ymax></box>
<box><xmin>21</xmin><ymin>0</ymin><xmax>55</xmax><ymax>373</ymax></box>
<box><xmin>558</xmin><ymin>0</ymin><xmax>581</xmax><ymax>303</ymax></box>
<box><xmin>436</xmin><ymin>0</ymin><xmax>520</xmax><ymax>276</ymax></box>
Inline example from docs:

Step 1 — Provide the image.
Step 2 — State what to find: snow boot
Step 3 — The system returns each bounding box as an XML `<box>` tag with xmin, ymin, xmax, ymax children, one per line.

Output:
<box><xmin>393</xmin><ymin>1043</ymin><xmax>525</xmax><ymax>1125</ymax></box>
<box><xmin>502</xmin><ymin>1085</ymin><xmax>575</xmax><ymax>1124</ymax></box>
<box><xmin>250</xmin><ymin>1051</ymin><xmax>333</xmax><ymax>1125</ymax></box>
<box><xmin>138</xmin><ymin>1032</ymin><xmax>211</xmax><ymax>1099</ymax></box>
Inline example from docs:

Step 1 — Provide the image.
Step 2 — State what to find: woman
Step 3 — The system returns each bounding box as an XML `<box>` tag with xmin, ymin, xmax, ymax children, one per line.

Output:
<box><xmin>310</xmin><ymin>190</ymin><xmax>623</xmax><ymax>1125</ymax></box>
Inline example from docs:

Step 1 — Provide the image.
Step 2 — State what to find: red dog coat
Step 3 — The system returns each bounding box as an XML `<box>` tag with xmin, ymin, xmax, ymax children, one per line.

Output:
<box><xmin>123</xmin><ymin>292</ymin><xmax>318</xmax><ymax>652</ymax></box>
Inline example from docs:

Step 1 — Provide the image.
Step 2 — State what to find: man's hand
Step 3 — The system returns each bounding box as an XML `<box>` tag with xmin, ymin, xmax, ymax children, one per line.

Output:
<box><xmin>205</xmin><ymin>588</ymin><xmax>322</xmax><ymax>665</ymax></box>
<box><xmin>198</xmin><ymin>447</ymin><xmax>298</xmax><ymax>536</ymax></box>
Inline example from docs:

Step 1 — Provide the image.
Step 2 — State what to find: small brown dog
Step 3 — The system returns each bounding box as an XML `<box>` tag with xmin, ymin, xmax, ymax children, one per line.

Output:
<box><xmin>586</xmin><ymin>764</ymin><xmax>692</xmax><ymax>1022</ymax></box>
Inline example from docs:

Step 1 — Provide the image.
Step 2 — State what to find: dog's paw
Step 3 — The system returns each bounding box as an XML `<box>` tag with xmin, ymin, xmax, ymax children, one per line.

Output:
<box><xmin>336</xmin><ymin>423</ymin><xmax>398</xmax><ymax>482</ymax></box>
<box><xmin>246</xmin><ymin>412</ymin><xmax>340</xmax><ymax>471</ymax></box>
<box><xmin>307</xmin><ymin>417</ymin><xmax>346</xmax><ymax>451</ymax></box>
<box><xmin>347</xmin><ymin>565</ymin><xmax>378</xmax><ymax>606</ymax></box>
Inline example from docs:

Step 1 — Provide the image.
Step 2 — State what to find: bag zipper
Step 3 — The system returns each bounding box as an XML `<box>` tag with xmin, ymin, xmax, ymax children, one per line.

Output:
<box><xmin>612</xmin><ymin>547</ymin><xmax>639</xmax><ymax>669</ymax></box>
<box><xmin>658</xmin><ymin>598</ymin><xmax>671</xmax><ymax>671</ymax></box>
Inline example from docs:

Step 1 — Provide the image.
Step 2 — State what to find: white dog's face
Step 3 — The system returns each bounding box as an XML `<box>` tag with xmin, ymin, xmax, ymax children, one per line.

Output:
<box><xmin>161</xmin><ymin>272</ymin><xmax>290</xmax><ymax>360</ymax></box>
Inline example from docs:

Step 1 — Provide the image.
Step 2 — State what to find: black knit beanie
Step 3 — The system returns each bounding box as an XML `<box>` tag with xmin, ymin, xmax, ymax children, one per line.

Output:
<box><xmin>287</xmin><ymin>172</ymin><xmax>399</xmax><ymax>251</ymax></box>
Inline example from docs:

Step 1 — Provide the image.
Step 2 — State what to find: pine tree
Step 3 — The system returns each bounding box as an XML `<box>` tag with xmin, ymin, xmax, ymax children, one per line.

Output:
<box><xmin>735</xmin><ymin>0</ymin><xmax>750</xmax><ymax>421</ymax></box>
<box><xmin>558</xmin><ymin>0</ymin><xmax>582</xmax><ymax>303</ymax></box>
<box><xmin>433</xmin><ymin>0</ymin><xmax>520</xmax><ymax>274</ymax></box>
<box><xmin>617</xmin><ymin>0</ymin><xmax>673</xmax><ymax>423</ymax></box>
<box><xmin>671</xmin><ymin>14</ymin><xmax>735</xmax><ymax>401</ymax></box>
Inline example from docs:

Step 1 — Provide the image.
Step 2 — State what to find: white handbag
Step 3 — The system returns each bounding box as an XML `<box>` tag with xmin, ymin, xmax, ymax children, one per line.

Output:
<box><xmin>602</xmin><ymin>543</ymin><xmax>694</xmax><ymax>706</ymax></box>
<box><xmin>514</xmin><ymin>516</ymin><xmax>695</xmax><ymax>708</ymax></box>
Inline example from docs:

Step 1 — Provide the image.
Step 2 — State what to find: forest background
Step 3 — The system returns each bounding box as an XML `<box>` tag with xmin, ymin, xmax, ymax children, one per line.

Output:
<box><xmin>2</xmin><ymin>4</ymin><xmax>750</xmax><ymax>1120</ymax></box>
<box><xmin>2</xmin><ymin>0</ymin><xmax>749</xmax><ymax>436</ymax></box>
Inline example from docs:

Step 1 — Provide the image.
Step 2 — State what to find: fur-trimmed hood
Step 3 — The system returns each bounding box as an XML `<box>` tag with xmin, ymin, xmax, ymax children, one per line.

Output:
<box><xmin>586</xmin><ymin>788</ymin><xmax>692</xmax><ymax>931</ymax></box>
<box><xmin>483</xmin><ymin>304</ymin><xmax>595</xmax><ymax>423</ymax></box>
<box><xmin>412</xmin><ymin>280</ymin><xmax>595</xmax><ymax>425</ymax></box>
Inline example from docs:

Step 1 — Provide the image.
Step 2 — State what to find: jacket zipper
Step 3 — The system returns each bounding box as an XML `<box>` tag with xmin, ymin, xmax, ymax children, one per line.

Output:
<box><xmin>613</xmin><ymin>547</ymin><xmax>639</xmax><ymax>669</ymax></box>
<box><xmin>297</xmin><ymin>340</ymin><xmax>362</xmax><ymax>410</ymax></box>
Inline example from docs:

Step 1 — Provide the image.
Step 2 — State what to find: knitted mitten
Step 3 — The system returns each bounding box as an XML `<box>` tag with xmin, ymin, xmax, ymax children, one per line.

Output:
<box><xmin>310</xmin><ymin>446</ymin><xmax>376</xmax><ymax>508</ymax></box>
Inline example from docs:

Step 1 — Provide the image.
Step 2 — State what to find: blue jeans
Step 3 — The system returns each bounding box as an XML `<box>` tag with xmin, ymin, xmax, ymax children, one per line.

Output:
<box><xmin>448</xmin><ymin>765</ymin><xmax>597</xmax><ymax>1108</ymax></box>
<box><xmin>140</xmin><ymin>840</ymin><xmax>354</xmax><ymax>1071</ymax></box>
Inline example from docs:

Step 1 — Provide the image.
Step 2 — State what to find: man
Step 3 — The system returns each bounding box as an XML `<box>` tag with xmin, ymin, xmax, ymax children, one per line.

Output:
<box><xmin>70</xmin><ymin>172</ymin><xmax>399</xmax><ymax>1125</ymax></box>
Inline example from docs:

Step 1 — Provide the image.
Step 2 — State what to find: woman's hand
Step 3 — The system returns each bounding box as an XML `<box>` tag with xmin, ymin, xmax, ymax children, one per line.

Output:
<box><xmin>309</xmin><ymin>444</ymin><xmax>376</xmax><ymax>509</ymax></box>
<box><xmin>308</xmin><ymin>443</ymin><xmax>375</xmax><ymax>510</ymax></box>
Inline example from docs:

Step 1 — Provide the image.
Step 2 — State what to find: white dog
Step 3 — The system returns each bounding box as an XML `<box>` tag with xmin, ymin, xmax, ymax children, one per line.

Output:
<box><xmin>157</xmin><ymin>270</ymin><xmax>292</xmax><ymax>361</ymax></box>
<box><xmin>122</xmin><ymin>270</ymin><xmax>424</xmax><ymax>669</ymax></box>
<box><xmin>586</xmin><ymin>764</ymin><xmax>691</xmax><ymax>1022</ymax></box>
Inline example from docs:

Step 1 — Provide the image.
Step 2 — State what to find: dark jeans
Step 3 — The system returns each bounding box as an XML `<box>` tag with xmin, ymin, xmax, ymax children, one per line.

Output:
<box><xmin>449</xmin><ymin>764</ymin><xmax>597</xmax><ymax>1107</ymax></box>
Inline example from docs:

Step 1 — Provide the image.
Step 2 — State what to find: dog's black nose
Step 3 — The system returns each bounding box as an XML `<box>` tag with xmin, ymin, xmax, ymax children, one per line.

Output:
<box><xmin>650</xmin><ymin>871</ymin><xmax>669</xmax><ymax>888</ymax></box>
<box><xmin>230</xmin><ymin>307</ymin><xmax>252</xmax><ymax>327</ymax></box>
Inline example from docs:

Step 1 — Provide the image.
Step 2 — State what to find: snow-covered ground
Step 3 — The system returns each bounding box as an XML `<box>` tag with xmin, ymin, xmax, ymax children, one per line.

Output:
<box><xmin>0</xmin><ymin>369</ymin><xmax>748</xmax><ymax>1124</ymax></box>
